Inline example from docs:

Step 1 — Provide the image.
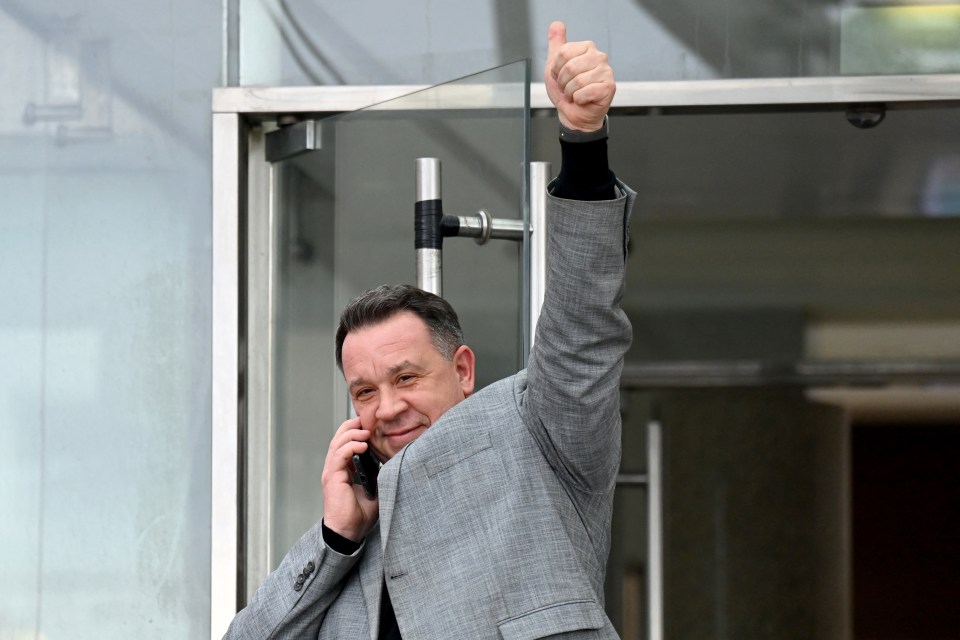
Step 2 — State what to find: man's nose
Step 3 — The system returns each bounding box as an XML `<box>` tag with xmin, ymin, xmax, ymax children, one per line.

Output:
<box><xmin>375</xmin><ymin>387</ymin><xmax>406</xmax><ymax>421</ymax></box>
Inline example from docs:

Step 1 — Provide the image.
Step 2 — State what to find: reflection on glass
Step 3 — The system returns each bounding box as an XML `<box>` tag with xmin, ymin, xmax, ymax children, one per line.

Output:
<box><xmin>1</xmin><ymin>2</ymin><xmax>216</xmax><ymax>638</ymax></box>
<box><xmin>238</xmin><ymin>0</ymin><xmax>960</xmax><ymax>86</ymax></box>
<box><xmin>268</xmin><ymin>61</ymin><xmax>529</xmax><ymax>566</ymax></box>
<box><xmin>842</xmin><ymin>4</ymin><xmax>960</xmax><ymax>75</ymax></box>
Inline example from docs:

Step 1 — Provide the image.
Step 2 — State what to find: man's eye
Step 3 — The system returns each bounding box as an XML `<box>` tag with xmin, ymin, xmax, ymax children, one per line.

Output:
<box><xmin>397</xmin><ymin>374</ymin><xmax>415</xmax><ymax>384</ymax></box>
<box><xmin>355</xmin><ymin>388</ymin><xmax>374</xmax><ymax>400</ymax></box>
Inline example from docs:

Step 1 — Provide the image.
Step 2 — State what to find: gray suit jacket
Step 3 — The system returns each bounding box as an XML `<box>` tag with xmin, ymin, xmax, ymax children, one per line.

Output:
<box><xmin>225</xmin><ymin>181</ymin><xmax>636</xmax><ymax>639</ymax></box>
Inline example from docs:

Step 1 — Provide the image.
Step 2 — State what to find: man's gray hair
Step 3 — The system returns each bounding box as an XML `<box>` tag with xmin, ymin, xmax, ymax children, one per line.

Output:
<box><xmin>335</xmin><ymin>284</ymin><xmax>465</xmax><ymax>371</ymax></box>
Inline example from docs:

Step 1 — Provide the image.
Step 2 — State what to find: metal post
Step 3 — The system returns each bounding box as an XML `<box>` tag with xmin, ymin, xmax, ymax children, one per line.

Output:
<box><xmin>211</xmin><ymin>112</ymin><xmax>242</xmax><ymax>639</ymax></box>
<box><xmin>648</xmin><ymin>419</ymin><xmax>664</xmax><ymax>640</ymax></box>
<box><xmin>528</xmin><ymin>162</ymin><xmax>550</xmax><ymax>350</ymax></box>
<box><xmin>245</xmin><ymin>127</ymin><xmax>277</xmax><ymax>603</ymax></box>
<box><xmin>415</xmin><ymin>158</ymin><xmax>443</xmax><ymax>295</ymax></box>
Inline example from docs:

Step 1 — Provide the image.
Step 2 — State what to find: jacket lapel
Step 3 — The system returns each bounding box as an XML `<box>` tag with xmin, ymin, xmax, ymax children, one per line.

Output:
<box><xmin>358</xmin><ymin>447</ymin><xmax>405</xmax><ymax>639</ymax></box>
<box><xmin>358</xmin><ymin>525</ymin><xmax>383</xmax><ymax>640</ymax></box>
<box><xmin>376</xmin><ymin>444</ymin><xmax>406</xmax><ymax>554</ymax></box>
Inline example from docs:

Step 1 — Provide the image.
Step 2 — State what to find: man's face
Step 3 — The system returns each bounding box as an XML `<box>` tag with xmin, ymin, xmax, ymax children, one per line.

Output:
<box><xmin>341</xmin><ymin>311</ymin><xmax>475</xmax><ymax>461</ymax></box>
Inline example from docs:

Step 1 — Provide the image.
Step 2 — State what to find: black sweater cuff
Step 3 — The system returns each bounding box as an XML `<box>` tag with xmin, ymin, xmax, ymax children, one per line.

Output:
<box><xmin>321</xmin><ymin>520</ymin><xmax>362</xmax><ymax>555</ymax></box>
<box><xmin>551</xmin><ymin>137</ymin><xmax>617</xmax><ymax>202</ymax></box>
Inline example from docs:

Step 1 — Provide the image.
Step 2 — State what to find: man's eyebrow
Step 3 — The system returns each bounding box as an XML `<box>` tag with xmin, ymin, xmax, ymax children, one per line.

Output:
<box><xmin>347</xmin><ymin>375</ymin><xmax>368</xmax><ymax>393</ymax></box>
<box><xmin>348</xmin><ymin>361</ymin><xmax>425</xmax><ymax>391</ymax></box>
<box><xmin>387</xmin><ymin>360</ymin><xmax>425</xmax><ymax>376</ymax></box>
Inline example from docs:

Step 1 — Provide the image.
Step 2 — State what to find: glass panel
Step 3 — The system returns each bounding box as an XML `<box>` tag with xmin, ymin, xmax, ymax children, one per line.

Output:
<box><xmin>0</xmin><ymin>1</ymin><xmax>216</xmax><ymax>637</ymax></box>
<box><xmin>237</xmin><ymin>0</ymin><xmax>960</xmax><ymax>87</ymax></box>
<box><xmin>841</xmin><ymin>5</ymin><xmax>960</xmax><ymax>75</ymax></box>
<box><xmin>268</xmin><ymin>61</ymin><xmax>529</xmax><ymax>565</ymax></box>
<box><xmin>602</xmin><ymin>107</ymin><xmax>960</xmax><ymax>364</ymax></box>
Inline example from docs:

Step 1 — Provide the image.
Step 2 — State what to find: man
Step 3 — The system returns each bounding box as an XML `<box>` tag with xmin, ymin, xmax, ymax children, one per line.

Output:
<box><xmin>226</xmin><ymin>20</ymin><xmax>635</xmax><ymax>639</ymax></box>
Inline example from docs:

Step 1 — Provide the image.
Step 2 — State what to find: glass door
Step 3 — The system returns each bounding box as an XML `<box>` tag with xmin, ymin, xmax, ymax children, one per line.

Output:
<box><xmin>242</xmin><ymin>60</ymin><xmax>531</xmax><ymax>597</ymax></box>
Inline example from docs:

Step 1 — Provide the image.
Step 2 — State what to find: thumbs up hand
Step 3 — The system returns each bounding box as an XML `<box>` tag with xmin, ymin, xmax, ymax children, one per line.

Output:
<box><xmin>544</xmin><ymin>21</ymin><xmax>616</xmax><ymax>133</ymax></box>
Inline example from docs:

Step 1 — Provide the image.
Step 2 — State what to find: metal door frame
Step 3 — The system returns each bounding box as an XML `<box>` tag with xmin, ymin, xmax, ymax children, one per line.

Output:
<box><xmin>211</xmin><ymin>74</ymin><xmax>960</xmax><ymax>639</ymax></box>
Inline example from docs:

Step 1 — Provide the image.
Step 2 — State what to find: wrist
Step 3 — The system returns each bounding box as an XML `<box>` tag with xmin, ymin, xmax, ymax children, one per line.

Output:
<box><xmin>559</xmin><ymin>116</ymin><xmax>609</xmax><ymax>143</ymax></box>
<box><xmin>322</xmin><ymin>520</ymin><xmax>363</xmax><ymax>555</ymax></box>
<box><xmin>321</xmin><ymin>512</ymin><xmax>364</xmax><ymax>542</ymax></box>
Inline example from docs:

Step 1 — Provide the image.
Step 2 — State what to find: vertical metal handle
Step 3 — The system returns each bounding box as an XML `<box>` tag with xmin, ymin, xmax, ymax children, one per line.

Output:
<box><xmin>528</xmin><ymin>162</ymin><xmax>551</xmax><ymax>351</ymax></box>
<box><xmin>417</xmin><ymin>157</ymin><xmax>548</xmax><ymax>319</ymax></box>
<box><xmin>416</xmin><ymin>158</ymin><xmax>443</xmax><ymax>295</ymax></box>
<box><xmin>648</xmin><ymin>419</ymin><xmax>664</xmax><ymax>640</ymax></box>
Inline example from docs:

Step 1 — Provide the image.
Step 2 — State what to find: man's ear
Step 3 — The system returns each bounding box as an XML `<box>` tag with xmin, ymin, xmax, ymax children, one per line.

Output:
<box><xmin>453</xmin><ymin>345</ymin><xmax>476</xmax><ymax>397</ymax></box>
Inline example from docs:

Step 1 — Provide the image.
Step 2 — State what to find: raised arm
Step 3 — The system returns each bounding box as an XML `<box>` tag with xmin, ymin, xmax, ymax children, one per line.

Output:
<box><xmin>522</xmin><ymin>21</ymin><xmax>634</xmax><ymax>493</ymax></box>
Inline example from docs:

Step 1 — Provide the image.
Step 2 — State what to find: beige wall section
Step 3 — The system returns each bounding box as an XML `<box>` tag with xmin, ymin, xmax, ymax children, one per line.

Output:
<box><xmin>807</xmin><ymin>320</ymin><xmax>960</xmax><ymax>360</ymax></box>
<box><xmin>808</xmin><ymin>387</ymin><xmax>960</xmax><ymax>425</ymax></box>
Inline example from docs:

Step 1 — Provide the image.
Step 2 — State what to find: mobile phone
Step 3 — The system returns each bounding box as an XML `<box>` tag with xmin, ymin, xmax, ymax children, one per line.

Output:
<box><xmin>351</xmin><ymin>450</ymin><xmax>380</xmax><ymax>499</ymax></box>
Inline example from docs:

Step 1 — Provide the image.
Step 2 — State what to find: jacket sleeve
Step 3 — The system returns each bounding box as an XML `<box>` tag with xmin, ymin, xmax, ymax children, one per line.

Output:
<box><xmin>520</xmin><ymin>180</ymin><xmax>635</xmax><ymax>494</ymax></box>
<box><xmin>223</xmin><ymin>520</ymin><xmax>363</xmax><ymax>639</ymax></box>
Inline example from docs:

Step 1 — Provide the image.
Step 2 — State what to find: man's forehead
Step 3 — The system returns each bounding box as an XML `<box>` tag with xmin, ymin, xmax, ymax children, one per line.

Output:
<box><xmin>342</xmin><ymin>314</ymin><xmax>437</xmax><ymax>372</ymax></box>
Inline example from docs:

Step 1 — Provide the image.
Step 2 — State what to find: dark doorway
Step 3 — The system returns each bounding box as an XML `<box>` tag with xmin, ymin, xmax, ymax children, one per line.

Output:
<box><xmin>852</xmin><ymin>424</ymin><xmax>960</xmax><ymax>639</ymax></box>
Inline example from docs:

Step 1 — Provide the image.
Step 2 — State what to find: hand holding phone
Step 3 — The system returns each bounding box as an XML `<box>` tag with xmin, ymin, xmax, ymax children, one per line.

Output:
<box><xmin>321</xmin><ymin>418</ymin><xmax>380</xmax><ymax>541</ymax></box>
